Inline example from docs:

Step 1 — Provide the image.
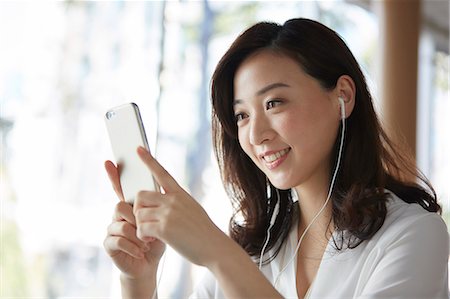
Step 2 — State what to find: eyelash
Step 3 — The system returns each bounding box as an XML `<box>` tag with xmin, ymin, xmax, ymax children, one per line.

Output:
<box><xmin>234</xmin><ymin>99</ymin><xmax>283</xmax><ymax>123</ymax></box>
<box><xmin>234</xmin><ymin>113</ymin><xmax>246</xmax><ymax>122</ymax></box>
<box><xmin>266</xmin><ymin>99</ymin><xmax>282</xmax><ymax>109</ymax></box>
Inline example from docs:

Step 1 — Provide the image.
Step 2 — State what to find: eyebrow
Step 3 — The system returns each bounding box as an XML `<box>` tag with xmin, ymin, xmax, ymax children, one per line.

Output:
<box><xmin>233</xmin><ymin>82</ymin><xmax>290</xmax><ymax>106</ymax></box>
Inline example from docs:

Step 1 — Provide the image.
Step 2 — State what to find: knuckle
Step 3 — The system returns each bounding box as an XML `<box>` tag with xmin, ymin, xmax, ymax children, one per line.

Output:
<box><xmin>158</xmin><ymin>218</ymin><xmax>170</xmax><ymax>236</ymax></box>
<box><xmin>139</xmin><ymin>222</ymin><xmax>156</xmax><ymax>239</ymax></box>
<box><xmin>136</xmin><ymin>191</ymin><xmax>143</xmax><ymax>201</ymax></box>
<box><xmin>119</xmin><ymin>222</ymin><xmax>130</xmax><ymax>235</ymax></box>
<box><xmin>106</xmin><ymin>222</ymin><xmax>114</xmax><ymax>235</ymax></box>
<box><xmin>135</xmin><ymin>208</ymin><xmax>150</xmax><ymax>223</ymax></box>
<box><xmin>166</xmin><ymin>194</ymin><xmax>176</xmax><ymax>206</ymax></box>
<box><xmin>104</xmin><ymin>238</ymin><xmax>116</xmax><ymax>255</ymax></box>
<box><xmin>103</xmin><ymin>237</ymin><xmax>109</xmax><ymax>249</ymax></box>
<box><xmin>116</xmin><ymin>236</ymin><xmax>127</xmax><ymax>248</ymax></box>
<box><xmin>136</xmin><ymin>190</ymin><xmax>148</xmax><ymax>202</ymax></box>
<box><xmin>136</xmin><ymin>225</ymin><xmax>146</xmax><ymax>240</ymax></box>
<box><xmin>134</xmin><ymin>191</ymin><xmax>151</xmax><ymax>210</ymax></box>
<box><xmin>134</xmin><ymin>209</ymin><xmax>143</xmax><ymax>222</ymax></box>
<box><xmin>163</xmin><ymin>206</ymin><xmax>174</xmax><ymax>221</ymax></box>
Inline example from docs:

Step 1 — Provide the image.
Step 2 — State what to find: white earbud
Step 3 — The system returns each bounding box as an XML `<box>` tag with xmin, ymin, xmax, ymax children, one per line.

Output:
<box><xmin>338</xmin><ymin>96</ymin><xmax>346</xmax><ymax>120</ymax></box>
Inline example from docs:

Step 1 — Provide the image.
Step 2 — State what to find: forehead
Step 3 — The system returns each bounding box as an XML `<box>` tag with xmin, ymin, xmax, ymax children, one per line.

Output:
<box><xmin>233</xmin><ymin>51</ymin><xmax>306</xmax><ymax>99</ymax></box>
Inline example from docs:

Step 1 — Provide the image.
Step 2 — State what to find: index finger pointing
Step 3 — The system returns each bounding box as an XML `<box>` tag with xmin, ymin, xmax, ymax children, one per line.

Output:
<box><xmin>137</xmin><ymin>146</ymin><xmax>181</xmax><ymax>193</ymax></box>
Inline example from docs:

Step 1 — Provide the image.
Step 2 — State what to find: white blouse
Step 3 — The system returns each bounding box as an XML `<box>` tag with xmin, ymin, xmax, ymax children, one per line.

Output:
<box><xmin>190</xmin><ymin>191</ymin><xmax>449</xmax><ymax>298</ymax></box>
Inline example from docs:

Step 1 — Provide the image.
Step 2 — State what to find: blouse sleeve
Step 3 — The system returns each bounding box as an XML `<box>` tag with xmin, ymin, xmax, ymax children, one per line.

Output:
<box><xmin>358</xmin><ymin>213</ymin><xmax>449</xmax><ymax>299</ymax></box>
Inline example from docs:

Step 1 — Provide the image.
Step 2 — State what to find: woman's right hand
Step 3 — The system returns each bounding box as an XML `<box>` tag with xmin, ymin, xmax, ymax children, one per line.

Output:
<box><xmin>103</xmin><ymin>160</ymin><xmax>166</xmax><ymax>280</ymax></box>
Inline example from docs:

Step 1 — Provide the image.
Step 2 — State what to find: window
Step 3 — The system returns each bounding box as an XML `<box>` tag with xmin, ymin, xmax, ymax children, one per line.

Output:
<box><xmin>3</xmin><ymin>1</ymin><xmax>445</xmax><ymax>297</ymax></box>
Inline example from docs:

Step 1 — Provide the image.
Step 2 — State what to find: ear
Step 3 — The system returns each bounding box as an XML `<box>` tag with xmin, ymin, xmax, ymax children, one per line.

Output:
<box><xmin>334</xmin><ymin>75</ymin><xmax>356</xmax><ymax>119</ymax></box>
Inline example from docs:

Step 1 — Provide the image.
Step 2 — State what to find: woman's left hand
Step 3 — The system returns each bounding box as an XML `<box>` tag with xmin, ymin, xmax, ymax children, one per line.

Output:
<box><xmin>134</xmin><ymin>146</ymin><xmax>226</xmax><ymax>267</ymax></box>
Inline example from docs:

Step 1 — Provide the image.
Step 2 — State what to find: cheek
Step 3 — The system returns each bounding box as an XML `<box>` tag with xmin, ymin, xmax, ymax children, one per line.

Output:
<box><xmin>238</xmin><ymin>128</ymin><xmax>262</xmax><ymax>168</ymax></box>
<box><xmin>276</xmin><ymin>113</ymin><xmax>309</xmax><ymax>142</ymax></box>
<box><xmin>281</xmin><ymin>111</ymin><xmax>338</xmax><ymax>152</ymax></box>
<box><xmin>237</xmin><ymin>129</ymin><xmax>251</xmax><ymax>156</ymax></box>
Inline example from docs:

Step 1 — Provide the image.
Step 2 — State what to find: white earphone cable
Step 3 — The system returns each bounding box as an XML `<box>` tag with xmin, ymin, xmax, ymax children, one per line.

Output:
<box><xmin>259</xmin><ymin>188</ymin><xmax>281</xmax><ymax>269</ymax></box>
<box><xmin>273</xmin><ymin>108</ymin><xmax>346</xmax><ymax>286</ymax></box>
<box><xmin>151</xmin><ymin>249</ymin><xmax>167</xmax><ymax>299</ymax></box>
<box><xmin>259</xmin><ymin>229</ymin><xmax>272</xmax><ymax>269</ymax></box>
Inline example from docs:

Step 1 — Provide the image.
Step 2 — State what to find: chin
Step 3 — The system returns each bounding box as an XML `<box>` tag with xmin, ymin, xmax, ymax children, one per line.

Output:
<box><xmin>270</xmin><ymin>175</ymin><xmax>305</xmax><ymax>190</ymax></box>
<box><xmin>271</xmin><ymin>181</ymin><xmax>295</xmax><ymax>191</ymax></box>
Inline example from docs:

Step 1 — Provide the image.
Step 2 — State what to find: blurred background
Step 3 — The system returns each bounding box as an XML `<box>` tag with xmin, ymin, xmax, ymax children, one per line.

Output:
<box><xmin>0</xmin><ymin>0</ymin><xmax>448</xmax><ymax>298</ymax></box>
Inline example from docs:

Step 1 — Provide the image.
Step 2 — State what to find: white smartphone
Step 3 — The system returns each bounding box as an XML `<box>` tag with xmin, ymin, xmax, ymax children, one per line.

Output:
<box><xmin>105</xmin><ymin>103</ymin><xmax>159</xmax><ymax>204</ymax></box>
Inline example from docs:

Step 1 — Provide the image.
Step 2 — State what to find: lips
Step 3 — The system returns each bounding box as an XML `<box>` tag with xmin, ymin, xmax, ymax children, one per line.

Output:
<box><xmin>260</xmin><ymin>148</ymin><xmax>291</xmax><ymax>169</ymax></box>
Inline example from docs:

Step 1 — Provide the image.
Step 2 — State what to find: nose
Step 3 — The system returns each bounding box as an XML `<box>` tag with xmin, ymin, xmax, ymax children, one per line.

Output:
<box><xmin>249</xmin><ymin>114</ymin><xmax>274</xmax><ymax>145</ymax></box>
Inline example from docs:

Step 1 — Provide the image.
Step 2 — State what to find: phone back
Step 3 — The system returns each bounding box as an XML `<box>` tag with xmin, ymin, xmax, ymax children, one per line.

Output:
<box><xmin>105</xmin><ymin>103</ymin><xmax>157</xmax><ymax>204</ymax></box>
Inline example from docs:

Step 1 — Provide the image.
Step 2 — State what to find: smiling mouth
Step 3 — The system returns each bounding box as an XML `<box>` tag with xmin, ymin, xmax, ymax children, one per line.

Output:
<box><xmin>262</xmin><ymin>148</ymin><xmax>291</xmax><ymax>163</ymax></box>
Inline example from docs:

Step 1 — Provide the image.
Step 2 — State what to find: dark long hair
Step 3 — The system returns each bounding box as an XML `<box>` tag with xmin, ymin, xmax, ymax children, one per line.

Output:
<box><xmin>210</xmin><ymin>18</ymin><xmax>441</xmax><ymax>261</ymax></box>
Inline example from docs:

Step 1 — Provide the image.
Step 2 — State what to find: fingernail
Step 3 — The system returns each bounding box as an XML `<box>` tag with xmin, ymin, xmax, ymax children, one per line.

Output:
<box><xmin>138</xmin><ymin>146</ymin><xmax>146</xmax><ymax>153</ymax></box>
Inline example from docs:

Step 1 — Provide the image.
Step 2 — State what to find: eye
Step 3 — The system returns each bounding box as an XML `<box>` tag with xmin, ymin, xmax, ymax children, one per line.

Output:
<box><xmin>234</xmin><ymin>112</ymin><xmax>248</xmax><ymax>123</ymax></box>
<box><xmin>266</xmin><ymin>99</ymin><xmax>282</xmax><ymax>110</ymax></box>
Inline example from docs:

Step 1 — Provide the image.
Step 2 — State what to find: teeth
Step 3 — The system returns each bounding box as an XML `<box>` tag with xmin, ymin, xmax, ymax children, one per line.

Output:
<box><xmin>263</xmin><ymin>148</ymin><xmax>290</xmax><ymax>163</ymax></box>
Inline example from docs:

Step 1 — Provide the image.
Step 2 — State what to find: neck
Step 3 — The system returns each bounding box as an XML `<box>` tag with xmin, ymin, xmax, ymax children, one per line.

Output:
<box><xmin>294</xmin><ymin>171</ymin><xmax>334</xmax><ymax>237</ymax></box>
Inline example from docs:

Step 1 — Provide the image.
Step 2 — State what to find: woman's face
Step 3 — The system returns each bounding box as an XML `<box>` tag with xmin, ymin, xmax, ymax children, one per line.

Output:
<box><xmin>233</xmin><ymin>51</ymin><xmax>341</xmax><ymax>191</ymax></box>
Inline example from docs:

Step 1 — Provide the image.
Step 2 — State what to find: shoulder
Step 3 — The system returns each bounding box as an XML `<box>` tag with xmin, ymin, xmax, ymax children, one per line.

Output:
<box><xmin>383</xmin><ymin>190</ymin><xmax>447</xmax><ymax>236</ymax></box>
<box><xmin>371</xmin><ymin>189</ymin><xmax>449</xmax><ymax>257</ymax></box>
<box><xmin>348</xmin><ymin>190</ymin><xmax>450</xmax><ymax>297</ymax></box>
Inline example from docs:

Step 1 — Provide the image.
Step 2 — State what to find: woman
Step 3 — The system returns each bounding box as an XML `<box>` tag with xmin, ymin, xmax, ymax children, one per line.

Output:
<box><xmin>104</xmin><ymin>18</ymin><xmax>449</xmax><ymax>298</ymax></box>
